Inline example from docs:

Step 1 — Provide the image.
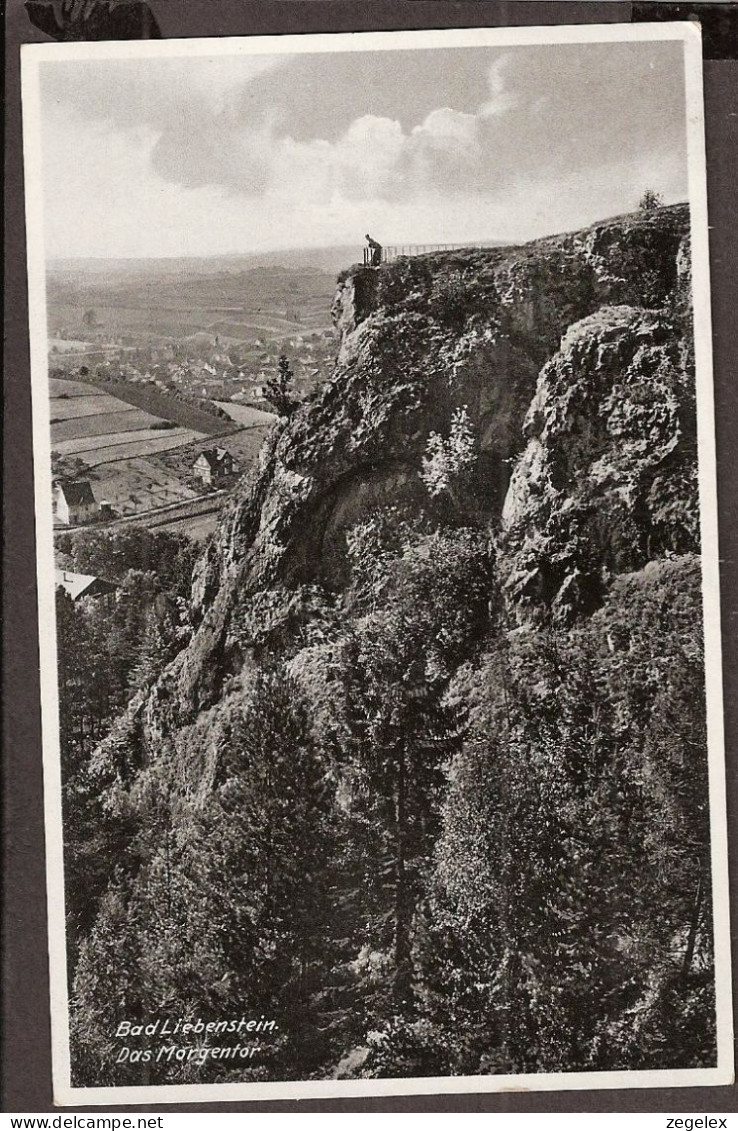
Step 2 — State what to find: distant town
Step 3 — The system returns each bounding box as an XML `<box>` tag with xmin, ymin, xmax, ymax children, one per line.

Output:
<box><xmin>48</xmin><ymin>319</ymin><xmax>337</xmax><ymax>405</ymax></box>
<box><xmin>47</xmin><ymin>257</ymin><xmax>341</xmax><ymax>541</ymax></box>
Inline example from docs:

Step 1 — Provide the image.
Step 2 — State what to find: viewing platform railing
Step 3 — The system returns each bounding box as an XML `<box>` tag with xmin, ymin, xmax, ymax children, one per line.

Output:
<box><xmin>362</xmin><ymin>243</ymin><xmax>486</xmax><ymax>267</ymax></box>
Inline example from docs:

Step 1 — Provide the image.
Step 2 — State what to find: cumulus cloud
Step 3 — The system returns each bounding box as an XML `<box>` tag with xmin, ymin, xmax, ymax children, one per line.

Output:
<box><xmin>479</xmin><ymin>55</ymin><xmax>516</xmax><ymax>118</ymax></box>
<box><xmin>143</xmin><ymin>59</ymin><xmax>511</xmax><ymax>202</ymax></box>
<box><xmin>37</xmin><ymin>39</ymin><xmax>690</xmax><ymax>257</ymax></box>
<box><xmin>136</xmin><ymin>41</ymin><xmax>687</xmax><ymax>206</ymax></box>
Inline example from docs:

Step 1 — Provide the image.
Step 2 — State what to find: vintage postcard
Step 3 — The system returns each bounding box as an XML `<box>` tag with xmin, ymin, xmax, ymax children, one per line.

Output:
<box><xmin>21</xmin><ymin>22</ymin><xmax>733</xmax><ymax>1105</ymax></box>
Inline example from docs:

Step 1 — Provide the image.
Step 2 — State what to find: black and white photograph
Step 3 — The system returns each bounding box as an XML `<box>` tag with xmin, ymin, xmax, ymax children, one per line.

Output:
<box><xmin>20</xmin><ymin>22</ymin><xmax>733</xmax><ymax>1105</ymax></box>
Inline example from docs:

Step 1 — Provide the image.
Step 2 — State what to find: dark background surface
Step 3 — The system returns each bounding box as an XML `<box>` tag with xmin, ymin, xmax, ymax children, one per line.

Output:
<box><xmin>3</xmin><ymin>0</ymin><xmax>737</xmax><ymax>1114</ymax></box>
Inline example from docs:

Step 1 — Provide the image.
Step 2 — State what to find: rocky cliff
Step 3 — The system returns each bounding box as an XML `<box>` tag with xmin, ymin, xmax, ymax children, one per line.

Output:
<box><xmin>113</xmin><ymin>204</ymin><xmax>696</xmax><ymax>737</ymax></box>
<box><xmin>78</xmin><ymin>202</ymin><xmax>714</xmax><ymax>1086</ymax></box>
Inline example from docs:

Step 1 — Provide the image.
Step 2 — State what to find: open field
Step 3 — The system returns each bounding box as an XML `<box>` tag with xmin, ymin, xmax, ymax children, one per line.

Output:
<box><xmin>54</xmin><ymin>486</ymin><xmax>224</xmax><ymax>536</ymax></box>
<box><xmin>50</xmin><ymin>394</ymin><xmax>144</xmax><ymax>421</ymax></box>
<box><xmin>54</xmin><ymin>428</ymin><xmax>201</xmax><ymax>463</ymax></box>
<box><xmin>214</xmin><ymin>401</ymin><xmax>276</xmax><ymax>427</ymax></box>
<box><xmin>49</xmin><ymin>378</ymin><xmax>107</xmax><ymax>398</ymax></box>
<box><xmin>51</xmin><ymin>409</ymin><xmax>165</xmax><ymax>441</ymax></box>
<box><xmin>47</xmin><ymin>260</ymin><xmax>337</xmax><ymax>348</ymax></box>
<box><xmin>84</xmin><ymin>457</ymin><xmax>199</xmax><ymax>515</ymax></box>
<box><xmin>49</xmin><ymin>373</ymin><xmax>268</xmax><ymax>520</ymax></box>
<box><xmin>55</xmin><ymin>424</ymin><xmax>270</xmax><ymax>520</ymax></box>
<box><xmin>45</xmin><ymin>259</ymin><xmax>298</xmax><ymax>529</ymax></box>
<box><xmin>91</xmin><ymin>379</ymin><xmax>236</xmax><ymax>436</ymax></box>
<box><xmin>143</xmin><ymin>494</ymin><xmax>225</xmax><ymax>540</ymax></box>
<box><xmin>50</xmin><ymin>377</ymin><xmax>204</xmax><ymax>470</ymax></box>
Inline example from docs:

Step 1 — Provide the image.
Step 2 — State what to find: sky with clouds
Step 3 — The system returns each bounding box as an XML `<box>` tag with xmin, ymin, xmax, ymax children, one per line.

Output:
<box><xmin>36</xmin><ymin>39</ymin><xmax>689</xmax><ymax>260</ymax></box>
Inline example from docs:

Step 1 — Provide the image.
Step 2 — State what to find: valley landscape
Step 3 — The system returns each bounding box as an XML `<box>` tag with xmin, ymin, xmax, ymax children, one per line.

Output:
<box><xmin>48</xmin><ymin>253</ymin><xmax>343</xmax><ymax>537</ymax></box>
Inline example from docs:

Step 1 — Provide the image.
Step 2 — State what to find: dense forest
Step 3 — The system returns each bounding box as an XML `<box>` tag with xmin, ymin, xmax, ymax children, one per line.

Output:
<box><xmin>57</xmin><ymin>205</ymin><xmax>717</xmax><ymax>1086</ymax></box>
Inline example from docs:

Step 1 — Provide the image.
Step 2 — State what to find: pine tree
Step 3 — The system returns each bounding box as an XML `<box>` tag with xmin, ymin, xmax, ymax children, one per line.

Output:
<box><xmin>420</xmin><ymin>555</ymin><xmax>714</xmax><ymax>1076</ymax></box>
<box><xmin>70</xmin><ymin>669</ymin><xmax>340</xmax><ymax>1084</ymax></box>
<box><xmin>336</xmin><ymin>523</ymin><xmax>491</xmax><ymax>1017</ymax></box>
<box><xmin>265</xmin><ymin>354</ymin><xmax>299</xmax><ymax>417</ymax></box>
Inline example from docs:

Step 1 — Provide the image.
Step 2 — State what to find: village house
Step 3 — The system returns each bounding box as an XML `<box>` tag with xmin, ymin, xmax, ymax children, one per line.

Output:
<box><xmin>193</xmin><ymin>447</ymin><xmax>236</xmax><ymax>487</ymax></box>
<box><xmin>55</xmin><ymin>568</ymin><xmax>117</xmax><ymax>605</ymax></box>
<box><xmin>54</xmin><ymin>479</ymin><xmax>98</xmax><ymax>526</ymax></box>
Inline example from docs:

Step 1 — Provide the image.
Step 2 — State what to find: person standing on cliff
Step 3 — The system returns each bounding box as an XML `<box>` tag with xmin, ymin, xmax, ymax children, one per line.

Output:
<box><xmin>365</xmin><ymin>234</ymin><xmax>382</xmax><ymax>267</ymax></box>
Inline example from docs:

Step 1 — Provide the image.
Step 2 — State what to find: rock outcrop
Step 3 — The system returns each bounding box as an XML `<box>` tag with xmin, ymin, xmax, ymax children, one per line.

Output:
<box><xmin>123</xmin><ymin>204</ymin><xmax>697</xmax><ymax>729</ymax></box>
<box><xmin>499</xmin><ymin>303</ymin><xmax>697</xmax><ymax>621</ymax></box>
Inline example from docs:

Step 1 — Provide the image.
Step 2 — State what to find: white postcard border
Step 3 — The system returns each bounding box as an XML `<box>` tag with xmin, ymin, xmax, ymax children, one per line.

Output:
<box><xmin>20</xmin><ymin>19</ymin><xmax>734</xmax><ymax>1107</ymax></box>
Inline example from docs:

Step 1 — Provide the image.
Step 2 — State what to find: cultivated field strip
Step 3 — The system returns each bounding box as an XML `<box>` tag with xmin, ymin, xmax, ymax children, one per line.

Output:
<box><xmin>50</xmin><ymin>395</ymin><xmax>141</xmax><ymax>421</ymax></box>
<box><xmin>92</xmin><ymin>379</ymin><xmax>234</xmax><ymax>436</ymax></box>
<box><xmin>52</xmin><ymin>409</ymin><xmax>164</xmax><ymax>441</ymax></box>
<box><xmin>214</xmin><ymin>401</ymin><xmax>276</xmax><ymax>427</ymax></box>
<box><xmin>49</xmin><ymin>378</ymin><xmax>106</xmax><ymax>398</ymax></box>
<box><xmin>53</xmin><ymin>428</ymin><xmax>200</xmax><ymax>460</ymax></box>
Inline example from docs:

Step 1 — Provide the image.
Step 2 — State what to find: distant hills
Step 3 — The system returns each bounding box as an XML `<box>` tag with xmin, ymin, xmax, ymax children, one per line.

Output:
<box><xmin>48</xmin><ymin>239</ymin><xmax>509</xmax><ymax>282</ymax></box>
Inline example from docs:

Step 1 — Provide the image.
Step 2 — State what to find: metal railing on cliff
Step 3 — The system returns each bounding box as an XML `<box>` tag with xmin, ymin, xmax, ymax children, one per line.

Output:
<box><xmin>362</xmin><ymin>243</ymin><xmax>488</xmax><ymax>267</ymax></box>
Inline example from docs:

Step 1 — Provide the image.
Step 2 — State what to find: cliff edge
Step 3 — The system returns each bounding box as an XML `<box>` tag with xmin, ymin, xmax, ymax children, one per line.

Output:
<box><xmin>160</xmin><ymin>204</ymin><xmax>693</xmax><ymax>714</ymax></box>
